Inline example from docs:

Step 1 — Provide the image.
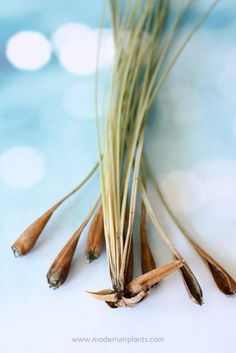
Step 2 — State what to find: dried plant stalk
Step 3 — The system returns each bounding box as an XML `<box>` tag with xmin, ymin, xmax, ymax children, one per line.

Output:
<box><xmin>125</xmin><ymin>238</ymin><xmax>133</xmax><ymax>285</ymax></box>
<box><xmin>96</xmin><ymin>0</ymin><xmax>175</xmax><ymax>294</ymax></box>
<box><xmin>91</xmin><ymin>0</ymin><xmax>218</xmax><ymax>307</ymax></box>
<box><xmin>84</xmin><ymin>204</ymin><xmax>104</xmax><ymax>262</ymax></box>
<box><xmin>10</xmin><ymin>0</ymin><xmax>223</xmax><ymax>310</ymax></box>
<box><xmin>140</xmin><ymin>202</ymin><xmax>156</xmax><ymax>274</ymax></box>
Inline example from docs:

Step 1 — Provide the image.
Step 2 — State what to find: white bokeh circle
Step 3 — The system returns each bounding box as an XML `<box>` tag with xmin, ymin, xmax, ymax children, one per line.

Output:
<box><xmin>197</xmin><ymin>159</ymin><xmax>236</xmax><ymax>219</ymax></box>
<box><xmin>52</xmin><ymin>23</ymin><xmax>114</xmax><ymax>75</ymax></box>
<box><xmin>52</xmin><ymin>23</ymin><xmax>92</xmax><ymax>51</ymax></box>
<box><xmin>160</xmin><ymin>171</ymin><xmax>206</xmax><ymax>212</ymax></box>
<box><xmin>6</xmin><ymin>31</ymin><xmax>52</xmax><ymax>70</ymax></box>
<box><xmin>0</xmin><ymin>147</ymin><xmax>45</xmax><ymax>188</ymax></box>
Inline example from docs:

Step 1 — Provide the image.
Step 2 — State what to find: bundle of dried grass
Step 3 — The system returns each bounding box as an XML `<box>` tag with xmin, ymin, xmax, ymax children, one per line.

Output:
<box><xmin>11</xmin><ymin>0</ymin><xmax>235</xmax><ymax>309</ymax></box>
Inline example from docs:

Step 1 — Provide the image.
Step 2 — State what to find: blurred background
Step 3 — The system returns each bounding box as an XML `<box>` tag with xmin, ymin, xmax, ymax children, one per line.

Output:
<box><xmin>0</xmin><ymin>1</ymin><xmax>236</xmax><ymax>353</ymax></box>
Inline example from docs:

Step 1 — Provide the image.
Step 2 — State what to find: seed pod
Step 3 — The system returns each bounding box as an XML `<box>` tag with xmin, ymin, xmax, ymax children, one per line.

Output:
<box><xmin>84</xmin><ymin>204</ymin><xmax>104</xmax><ymax>262</ymax></box>
<box><xmin>188</xmin><ymin>240</ymin><xmax>236</xmax><ymax>296</ymax></box>
<box><xmin>11</xmin><ymin>165</ymin><xmax>99</xmax><ymax>257</ymax></box>
<box><xmin>47</xmin><ymin>226</ymin><xmax>84</xmax><ymax>289</ymax></box>
<box><xmin>87</xmin><ymin>261</ymin><xmax>183</xmax><ymax>308</ymax></box>
<box><xmin>174</xmin><ymin>255</ymin><xmax>203</xmax><ymax>305</ymax></box>
<box><xmin>140</xmin><ymin>202</ymin><xmax>156</xmax><ymax>274</ymax></box>
<box><xmin>11</xmin><ymin>209</ymin><xmax>54</xmax><ymax>257</ymax></box>
<box><xmin>126</xmin><ymin>260</ymin><xmax>183</xmax><ymax>296</ymax></box>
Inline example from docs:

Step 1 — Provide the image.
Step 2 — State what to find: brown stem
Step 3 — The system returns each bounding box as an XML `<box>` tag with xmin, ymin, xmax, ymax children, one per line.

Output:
<box><xmin>140</xmin><ymin>202</ymin><xmax>156</xmax><ymax>274</ymax></box>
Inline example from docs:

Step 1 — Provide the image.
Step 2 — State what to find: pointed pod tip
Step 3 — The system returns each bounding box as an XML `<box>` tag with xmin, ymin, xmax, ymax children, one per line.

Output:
<box><xmin>85</xmin><ymin>252</ymin><xmax>99</xmax><ymax>263</ymax></box>
<box><xmin>190</xmin><ymin>285</ymin><xmax>204</xmax><ymax>306</ymax></box>
<box><xmin>11</xmin><ymin>246</ymin><xmax>22</xmax><ymax>258</ymax></box>
<box><xmin>46</xmin><ymin>269</ymin><xmax>63</xmax><ymax>289</ymax></box>
<box><xmin>195</xmin><ymin>296</ymin><xmax>204</xmax><ymax>306</ymax></box>
<box><xmin>176</xmin><ymin>258</ymin><xmax>204</xmax><ymax>306</ymax></box>
<box><xmin>48</xmin><ymin>282</ymin><xmax>61</xmax><ymax>290</ymax></box>
<box><xmin>86</xmin><ymin>289</ymin><xmax>118</xmax><ymax>303</ymax></box>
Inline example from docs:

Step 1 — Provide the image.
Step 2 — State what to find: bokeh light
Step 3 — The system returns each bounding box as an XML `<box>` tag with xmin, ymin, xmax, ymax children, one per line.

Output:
<box><xmin>6</xmin><ymin>31</ymin><xmax>52</xmax><ymax>70</ymax></box>
<box><xmin>0</xmin><ymin>147</ymin><xmax>46</xmax><ymax>188</ymax></box>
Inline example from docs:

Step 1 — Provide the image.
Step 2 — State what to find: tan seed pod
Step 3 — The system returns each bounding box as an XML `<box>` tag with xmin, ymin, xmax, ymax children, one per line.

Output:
<box><xmin>84</xmin><ymin>204</ymin><xmax>104</xmax><ymax>262</ymax></box>
<box><xmin>46</xmin><ymin>226</ymin><xmax>84</xmax><ymax>289</ymax></box>
<box><xmin>87</xmin><ymin>288</ymin><xmax>149</xmax><ymax>308</ymax></box>
<box><xmin>188</xmin><ymin>240</ymin><xmax>236</xmax><ymax>296</ymax></box>
<box><xmin>11</xmin><ymin>163</ymin><xmax>99</xmax><ymax>257</ymax></box>
<box><xmin>126</xmin><ymin>260</ymin><xmax>183</xmax><ymax>296</ymax></box>
<box><xmin>47</xmin><ymin>195</ymin><xmax>101</xmax><ymax>289</ymax></box>
<box><xmin>11</xmin><ymin>209</ymin><xmax>54</xmax><ymax>257</ymax></box>
<box><xmin>140</xmin><ymin>202</ymin><xmax>156</xmax><ymax>274</ymax></box>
